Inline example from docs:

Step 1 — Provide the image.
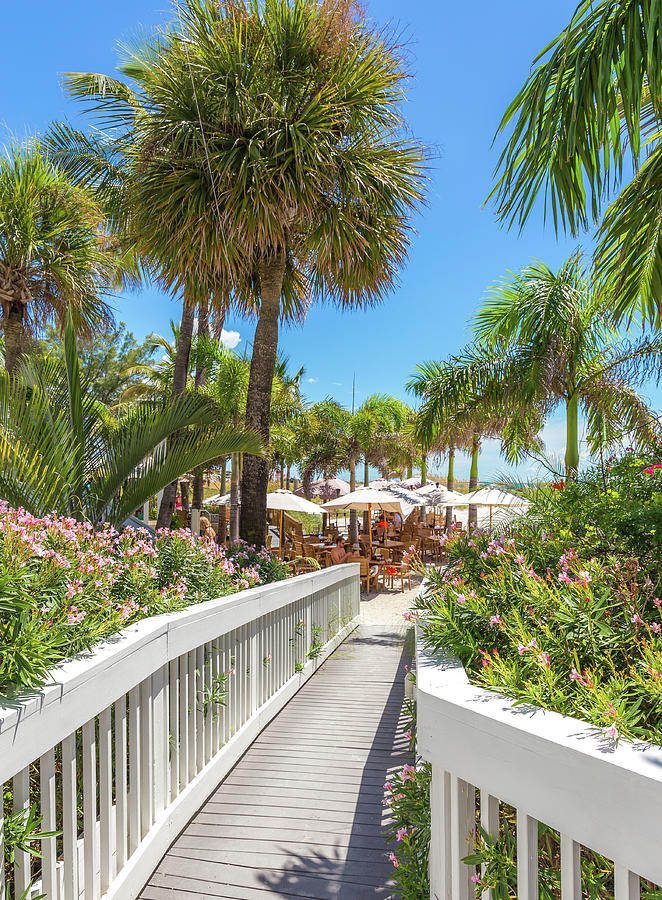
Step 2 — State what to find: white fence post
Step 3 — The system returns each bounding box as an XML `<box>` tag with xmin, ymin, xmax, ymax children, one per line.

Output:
<box><xmin>429</xmin><ymin>766</ymin><xmax>452</xmax><ymax>900</ymax></box>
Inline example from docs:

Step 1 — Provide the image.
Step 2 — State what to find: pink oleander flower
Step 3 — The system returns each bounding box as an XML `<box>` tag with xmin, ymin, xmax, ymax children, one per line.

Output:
<box><xmin>631</xmin><ymin>613</ymin><xmax>644</xmax><ymax>625</ymax></box>
<box><xmin>604</xmin><ymin>724</ymin><xmax>619</xmax><ymax>741</ymax></box>
<box><xmin>652</xmin><ymin>623</ymin><xmax>661</xmax><ymax>634</ymax></box>
<box><xmin>539</xmin><ymin>651</ymin><xmax>551</xmax><ymax>668</ymax></box>
<box><xmin>388</xmin><ymin>852</ymin><xmax>399</xmax><ymax>868</ymax></box>
<box><xmin>405</xmin><ymin>731</ymin><xmax>412</xmax><ymax>741</ymax></box>
<box><xmin>456</xmin><ymin>593</ymin><xmax>466</xmax><ymax>605</ymax></box>
<box><xmin>383</xmin><ymin>783</ymin><xmax>392</xmax><ymax>792</ymax></box>
<box><xmin>402</xmin><ymin>611</ymin><xmax>414</xmax><ymax>621</ymax></box>
<box><xmin>489</xmin><ymin>615</ymin><xmax>503</xmax><ymax>627</ymax></box>
<box><xmin>66</xmin><ymin>606</ymin><xmax>86</xmax><ymax>625</ymax></box>
<box><xmin>578</xmin><ymin>571</ymin><xmax>592</xmax><ymax>583</ymax></box>
<box><xmin>401</xmin><ymin>764</ymin><xmax>416</xmax><ymax>781</ymax></box>
<box><xmin>396</xmin><ymin>827</ymin><xmax>408</xmax><ymax>842</ymax></box>
<box><xmin>471</xmin><ymin>874</ymin><xmax>482</xmax><ymax>885</ymax></box>
<box><xmin>654</xmin><ymin>598</ymin><xmax>662</xmax><ymax>608</ymax></box>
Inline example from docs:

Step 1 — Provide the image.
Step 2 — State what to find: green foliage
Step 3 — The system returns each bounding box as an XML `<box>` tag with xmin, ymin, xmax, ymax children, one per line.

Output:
<box><xmin>36</xmin><ymin>322</ymin><xmax>155</xmax><ymax>406</ymax></box>
<box><xmin>0</xmin><ymin>313</ymin><xmax>260</xmax><ymax>527</ymax></box>
<box><xmin>384</xmin><ymin>758</ymin><xmax>431</xmax><ymax>899</ymax></box>
<box><xmin>0</xmin><ymin>508</ymin><xmax>286</xmax><ymax>696</ymax></box>
<box><xmin>415</xmin><ymin>447</ymin><xmax>662</xmax><ymax>746</ymax></box>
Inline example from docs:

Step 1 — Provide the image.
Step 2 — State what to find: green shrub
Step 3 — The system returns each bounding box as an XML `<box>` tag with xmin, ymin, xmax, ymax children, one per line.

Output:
<box><xmin>0</xmin><ymin>505</ymin><xmax>288</xmax><ymax>696</ymax></box>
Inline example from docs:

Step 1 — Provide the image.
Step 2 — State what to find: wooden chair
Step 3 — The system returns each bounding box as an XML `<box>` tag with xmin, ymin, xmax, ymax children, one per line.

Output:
<box><xmin>358</xmin><ymin>556</ymin><xmax>379</xmax><ymax>593</ymax></box>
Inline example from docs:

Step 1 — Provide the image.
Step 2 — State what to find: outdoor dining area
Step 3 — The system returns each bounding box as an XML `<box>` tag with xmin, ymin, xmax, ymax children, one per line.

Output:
<box><xmin>198</xmin><ymin>478</ymin><xmax>530</xmax><ymax>594</ymax></box>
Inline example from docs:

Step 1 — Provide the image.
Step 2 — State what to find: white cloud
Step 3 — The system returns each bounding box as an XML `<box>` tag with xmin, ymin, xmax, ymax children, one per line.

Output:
<box><xmin>307</xmin><ymin>377</ymin><xmax>318</xmax><ymax>384</ymax></box>
<box><xmin>220</xmin><ymin>329</ymin><xmax>241</xmax><ymax>349</ymax></box>
<box><xmin>332</xmin><ymin>381</ymin><xmax>343</xmax><ymax>387</ymax></box>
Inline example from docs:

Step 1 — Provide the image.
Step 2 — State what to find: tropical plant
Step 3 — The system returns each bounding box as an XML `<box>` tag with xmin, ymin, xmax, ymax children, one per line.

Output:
<box><xmin>55</xmin><ymin>0</ymin><xmax>425</xmax><ymax>545</ymax></box>
<box><xmin>0</xmin><ymin>314</ymin><xmax>260</xmax><ymax>527</ymax></box>
<box><xmin>471</xmin><ymin>256</ymin><xmax>662</xmax><ymax>473</ymax></box>
<box><xmin>0</xmin><ymin>508</ymin><xmax>287</xmax><ymax>695</ymax></box>
<box><xmin>0</xmin><ymin>144</ymin><xmax>115</xmax><ymax>374</ymax></box>
<box><xmin>490</xmin><ymin>0</ymin><xmax>662</xmax><ymax>326</ymax></box>
<box><xmin>37</xmin><ymin>321</ymin><xmax>154</xmax><ymax>406</ymax></box>
<box><xmin>409</xmin><ymin>360</ymin><xmax>512</xmax><ymax>528</ymax></box>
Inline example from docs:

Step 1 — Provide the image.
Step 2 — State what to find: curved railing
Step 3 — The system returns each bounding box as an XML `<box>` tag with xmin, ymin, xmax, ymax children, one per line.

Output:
<box><xmin>416</xmin><ymin>629</ymin><xmax>662</xmax><ymax>900</ymax></box>
<box><xmin>0</xmin><ymin>564</ymin><xmax>360</xmax><ymax>900</ymax></box>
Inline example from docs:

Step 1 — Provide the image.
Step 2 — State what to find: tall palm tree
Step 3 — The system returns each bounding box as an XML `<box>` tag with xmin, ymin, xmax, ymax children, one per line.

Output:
<box><xmin>0</xmin><ymin>314</ymin><xmax>260</xmax><ymax>526</ymax></box>
<box><xmin>489</xmin><ymin>0</ymin><xmax>662</xmax><ymax>326</ymax></box>
<box><xmin>55</xmin><ymin>0</ymin><xmax>425</xmax><ymax>545</ymax></box>
<box><xmin>0</xmin><ymin>144</ymin><xmax>115</xmax><ymax>375</ymax></box>
<box><xmin>409</xmin><ymin>360</ymin><xmax>513</xmax><ymax>529</ymax></box>
<box><xmin>471</xmin><ymin>257</ymin><xmax>661</xmax><ymax>474</ymax></box>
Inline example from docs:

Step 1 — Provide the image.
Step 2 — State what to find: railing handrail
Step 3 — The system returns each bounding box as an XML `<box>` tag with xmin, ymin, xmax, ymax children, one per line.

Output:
<box><xmin>416</xmin><ymin>628</ymin><xmax>662</xmax><ymax>886</ymax></box>
<box><xmin>0</xmin><ymin>563</ymin><xmax>358</xmax><ymax>784</ymax></box>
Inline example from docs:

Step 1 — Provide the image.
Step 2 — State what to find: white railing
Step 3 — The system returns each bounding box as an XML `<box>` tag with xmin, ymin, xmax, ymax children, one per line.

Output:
<box><xmin>0</xmin><ymin>564</ymin><xmax>360</xmax><ymax>900</ymax></box>
<box><xmin>416</xmin><ymin>629</ymin><xmax>662</xmax><ymax>900</ymax></box>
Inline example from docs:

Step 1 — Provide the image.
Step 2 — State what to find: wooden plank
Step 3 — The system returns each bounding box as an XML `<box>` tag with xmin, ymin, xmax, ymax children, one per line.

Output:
<box><xmin>62</xmin><ymin>733</ymin><xmax>78</xmax><ymax>900</ymax></box>
<box><xmin>115</xmin><ymin>695</ymin><xmax>128</xmax><ymax>873</ymax></box>
<box><xmin>99</xmin><ymin>705</ymin><xmax>113</xmax><ymax>891</ymax></box>
<box><xmin>82</xmin><ymin>718</ymin><xmax>100</xmax><ymax>900</ymax></box>
<box><xmin>12</xmin><ymin>767</ymin><xmax>30</xmax><ymax>895</ymax></box>
<box><xmin>614</xmin><ymin>866</ymin><xmax>640</xmax><ymax>900</ymax></box>
<box><xmin>39</xmin><ymin>748</ymin><xmax>57</xmax><ymax>898</ymax></box>
<box><xmin>517</xmin><ymin>811</ymin><xmax>539</xmax><ymax>900</ymax></box>
<box><xmin>560</xmin><ymin>835</ymin><xmax>581</xmax><ymax>900</ymax></box>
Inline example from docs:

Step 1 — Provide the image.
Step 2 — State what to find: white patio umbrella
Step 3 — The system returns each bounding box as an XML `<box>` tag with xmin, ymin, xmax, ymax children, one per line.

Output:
<box><xmin>204</xmin><ymin>492</ymin><xmax>231</xmax><ymax>506</ymax></box>
<box><xmin>462</xmin><ymin>487</ymin><xmax>530</xmax><ymax>529</ymax></box>
<box><xmin>322</xmin><ymin>488</ymin><xmax>403</xmax><ymax>556</ymax></box>
<box><xmin>267</xmin><ymin>490</ymin><xmax>322</xmax><ymax>550</ymax></box>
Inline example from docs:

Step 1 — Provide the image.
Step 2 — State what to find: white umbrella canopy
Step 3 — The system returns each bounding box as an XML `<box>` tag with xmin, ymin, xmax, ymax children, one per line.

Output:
<box><xmin>376</xmin><ymin>484</ymin><xmax>427</xmax><ymax>520</ymax></box>
<box><xmin>267</xmin><ymin>490</ymin><xmax>321</xmax><ymax>516</ymax></box>
<box><xmin>422</xmin><ymin>487</ymin><xmax>467</xmax><ymax>507</ymax></box>
<box><xmin>462</xmin><ymin>486</ymin><xmax>530</xmax><ymax>529</ymax></box>
<box><xmin>204</xmin><ymin>492</ymin><xmax>232</xmax><ymax>506</ymax></box>
<box><xmin>463</xmin><ymin>487</ymin><xmax>530</xmax><ymax>507</ymax></box>
<box><xmin>295</xmin><ymin>477</ymin><xmax>350</xmax><ymax>500</ymax></box>
<box><xmin>322</xmin><ymin>487</ymin><xmax>403</xmax><ymax>513</ymax></box>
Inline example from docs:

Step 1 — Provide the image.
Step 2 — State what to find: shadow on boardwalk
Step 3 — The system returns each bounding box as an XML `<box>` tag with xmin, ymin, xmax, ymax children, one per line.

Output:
<box><xmin>141</xmin><ymin>617</ymin><xmax>412</xmax><ymax>900</ymax></box>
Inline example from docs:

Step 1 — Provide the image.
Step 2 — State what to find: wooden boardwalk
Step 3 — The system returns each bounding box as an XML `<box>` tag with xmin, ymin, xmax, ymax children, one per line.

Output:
<box><xmin>140</xmin><ymin>620</ymin><xmax>411</xmax><ymax>899</ymax></box>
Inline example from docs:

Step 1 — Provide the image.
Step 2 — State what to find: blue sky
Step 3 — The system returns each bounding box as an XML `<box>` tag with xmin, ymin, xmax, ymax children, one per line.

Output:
<box><xmin>3</xmin><ymin>0</ymin><xmax>658</xmax><ymax>480</ymax></box>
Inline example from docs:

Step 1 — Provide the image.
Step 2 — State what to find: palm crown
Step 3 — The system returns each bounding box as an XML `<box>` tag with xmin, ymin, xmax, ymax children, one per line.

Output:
<box><xmin>0</xmin><ymin>144</ymin><xmax>115</xmax><ymax>374</ymax></box>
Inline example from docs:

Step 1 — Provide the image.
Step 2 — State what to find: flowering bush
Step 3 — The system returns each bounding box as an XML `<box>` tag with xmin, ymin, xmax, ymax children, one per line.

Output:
<box><xmin>412</xmin><ymin>450</ymin><xmax>662</xmax><ymax>746</ymax></box>
<box><xmin>400</xmin><ymin>449</ymin><xmax>662</xmax><ymax>900</ymax></box>
<box><xmin>384</xmin><ymin>702</ymin><xmax>431</xmax><ymax>900</ymax></box>
<box><xmin>0</xmin><ymin>505</ymin><xmax>288</xmax><ymax>695</ymax></box>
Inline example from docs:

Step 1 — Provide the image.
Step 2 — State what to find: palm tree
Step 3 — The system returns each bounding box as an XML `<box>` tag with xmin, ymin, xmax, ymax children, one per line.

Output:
<box><xmin>409</xmin><ymin>360</ymin><xmax>512</xmax><ymax>529</ymax></box>
<box><xmin>0</xmin><ymin>144</ymin><xmax>115</xmax><ymax>375</ymax></box>
<box><xmin>55</xmin><ymin>0</ymin><xmax>425</xmax><ymax>545</ymax></box>
<box><xmin>489</xmin><ymin>0</ymin><xmax>662</xmax><ymax>326</ymax></box>
<box><xmin>0</xmin><ymin>314</ymin><xmax>260</xmax><ymax>527</ymax></box>
<box><xmin>471</xmin><ymin>257</ymin><xmax>661</xmax><ymax>474</ymax></box>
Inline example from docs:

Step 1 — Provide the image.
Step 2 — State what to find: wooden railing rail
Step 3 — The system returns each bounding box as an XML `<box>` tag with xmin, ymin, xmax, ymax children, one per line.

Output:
<box><xmin>416</xmin><ymin>629</ymin><xmax>662</xmax><ymax>900</ymax></box>
<box><xmin>0</xmin><ymin>564</ymin><xmax>360</xmax><ymax>900</ymax></box>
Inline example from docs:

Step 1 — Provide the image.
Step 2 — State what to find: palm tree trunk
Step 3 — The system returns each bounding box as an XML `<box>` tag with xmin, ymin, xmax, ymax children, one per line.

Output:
<box><xmin>192</xmin><ymin>295</ymin><xmax>211</xmax><ymax>511</ymax></box>
<box><xmin>230</xmin><ymin>452</ymin><xmax>240</xmax><ymax>542</ymax></box>
<box><xmin>348</xmin><ymin>460</ymin><xmax>358</xmax><ymax>546</ymax></box>
<box><xmin>565</xmin><ymin>394</ymin><xmax>580</xmax><ymax>476</ymax></box>
<box><xmin>156</xmin><ymin>290</ymin><xmax>196</xmax><ymax>530</ymax></box>
<box><xmin>2</xmin><ymin>300</ymin><xmax>26</xmax><ymax>376</ymax></box>
<box><xmin>280</xmin><ymin>461</ymin><xmax>285</xmax><ymax>489</ymax></box>
<box><xmin>421</xmin><ymin>449</ymin><xmax>428</xmax><ymax>484</ymax></box>
<box><xmin>407</xmin><ymin>463</ymin><xmax>413</xmax><ymax>479</ymax></box>
<box><xmin>286</xmin><ymin>465</ymin><xmax>291</xmax><ymax>491</ymax></box>
<box><xmin>445</xmin><ymin>446</ymin><xmax>455</xmax><ymax>532</ymax></box>
<box><xmin>362</xmin><ymin>457</ymin><xmax>370</xmax><ymax>533</ymax></box>
<box><xmin>240</xmin><ymin>250</ymin><xmax>286</xmax><ymax>546</ymax></box>
<box><xmin>219</xmin><ymin>459</ymin><xmax>227</xmax><ymax>544</ymax></box>
<box><xmin>468</xmin><ymin>435</ymin><xmax>479</xmax><ymax>531</ymax></box>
